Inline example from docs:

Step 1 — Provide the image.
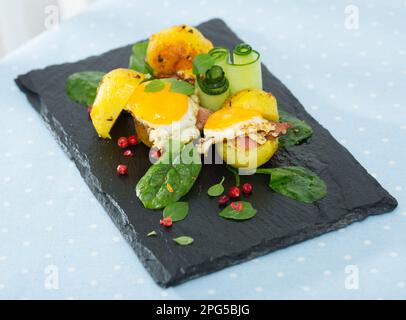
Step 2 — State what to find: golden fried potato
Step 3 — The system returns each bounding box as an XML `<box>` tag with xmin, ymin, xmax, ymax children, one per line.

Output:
<box><xmin>225</xmin><ymin>89</ymin><xmax>279</xmax><ymax>122</ymax></box>
<box><xmin>218</xmin><ymin>139</ymin><xmax>279</xmax><ymax>169</ymax></box>
<box><xmin>146</xmin><ymin>25</ymin><xmax>213</xmax><ymax>78</ymax></box>
<box><xmin>90</xmin><ymin>68</ymin><xmax>145</xmax><ymax>139</ymax></box>
<box><xmin>134</xmin><ymin>120</ymin><xmax>153</xmax><ymax>148</ymax></box>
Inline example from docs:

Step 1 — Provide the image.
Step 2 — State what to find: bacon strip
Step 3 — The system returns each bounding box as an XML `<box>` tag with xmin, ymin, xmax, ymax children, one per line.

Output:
<box><xmin>230</xmin><ymin>121</ymin><xmax>291</xmax><ymax>150</ymax></box>
<box><xmin>267</xmin><ymin>122</ymin><xmax>291</xmax><ymax>139</ymax></box>
<box><xmin>196</xmin><ymin>107</ymin><xmax>212</xmax><ymax>131</ymax></box>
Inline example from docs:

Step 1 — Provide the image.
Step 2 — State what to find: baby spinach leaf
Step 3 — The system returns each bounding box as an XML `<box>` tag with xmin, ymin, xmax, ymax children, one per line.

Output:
<box><xmin>165</xmin><ymin>78</ymin><xmax>195</xmax><ymax>95</ymax></box>
<box><xmin>144</xmin><ymin>79</ymin><xmax>165</xmax><ymax>92</ymax></box>
<box><xmin>192</xmin><ymin>53</ymin><xmax>216</xmax><ymax>75</ymax></box>
<box><xmin>147</xmin><ymin>231</ymin><xmax>157</xmax><ymax>237</ymax></box>
<box><xmin>129</xmin><ymin>40</ymin><xmax>154</xmax><ymax>75</ymax></box>
<box><xmin>219</xmin><ymin>201</ymin><xmax>257</xmax><ymax>221</ymax></box>
<box><xmin>279</xmin><ymin>111</ymin><xmax>313</xmax><ymax>148</ymax></box>
<box><xmin>259</xmin><ymin>166</ymin><xmax>327</xmax><ymax>203</ymax></box>
<box><xmin>207</xmin><ymin>177</ymin><xmax>225</xmax><ymax>197</ymax></box>
<box><xmin>163</xmin><ymin>202</ymin><xmax>189</xmax><ymax>222</ymax></box>
<box><xmin>66</xmin><ymin>71</ymin><xmax>105</xmax><ymax>106</ymax></box>
<box><xmin>173</xmin><ymin>236</ymin><xmax>194</xmax><ymax>246</ymax></box>
<box><xmin>144</xmin><ymin>78</ymin><xmax>194</xmax><ymax>95</ymax></box>
<box><xmin>136</xmin><ymin>141</ymin><xmax>202</xmax><ymax>209</ymax></box>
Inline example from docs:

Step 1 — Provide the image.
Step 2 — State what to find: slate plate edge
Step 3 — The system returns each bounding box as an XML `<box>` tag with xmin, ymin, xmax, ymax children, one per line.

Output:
<box><xmin>15</xmin><ymin>18</ymin><xmax>398</xmax><ymax>287</ymax></box>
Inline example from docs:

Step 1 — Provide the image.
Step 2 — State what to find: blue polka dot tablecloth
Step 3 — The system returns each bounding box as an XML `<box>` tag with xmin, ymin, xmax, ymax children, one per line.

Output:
<box><xmin>0</xmin><ymin>0</ymin><xmax>405</xmax><ymax>300</ymax></box>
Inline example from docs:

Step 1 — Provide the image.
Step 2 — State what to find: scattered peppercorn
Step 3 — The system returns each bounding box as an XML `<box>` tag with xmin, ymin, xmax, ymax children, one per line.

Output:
<box><xmin>150</xmin><ymin>149</ymin><xmax>161</xmax><ymax>159</ymax></box>
<box><xmin>127</xmin><ymin>135</ymin><xmax>138</xmax><ymax>146</ymax></box>
<box><xmin>123</xmin><ymin>150</ymin><xmax>134</xmax><ymax>157</ymax></box>
<box><xmin>242</xmin><ymin>183</ymin><xmax>253</xmax><ymax>195</ymax></box>
<box><xmin>160</xmin><ymin>217</ymin><xmax>173</xmax><ymax>227</ymax></box>
<box><xmin>117</xmin><ymin>137</ymin><xmax>128</xmax><ymax>149</ymax></box>
<box><xmin>117</xmin><ymin>164</ymin><xmax>128</xmax><ymax>175</ymax></box>
<box><xmin>229</xmin><ymin>186</ymin><xmax>240</xmax><ymax>198</ymax></box>
<box><xmin>231</xmin><ymin>201</ymin><xmax>243</xmax><ymax>212</ymax></box>
<box><xmin>218</xmin><ymin>195</ymin><xmax>229</xmax><ymax>206</ymax></box>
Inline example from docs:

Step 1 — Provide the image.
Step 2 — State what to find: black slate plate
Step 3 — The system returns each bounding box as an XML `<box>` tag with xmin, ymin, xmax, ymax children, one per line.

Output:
<box><xmin>16</xmin><ymin>19</ymin><xmax>397</xmax><ymax>287</ymax></box>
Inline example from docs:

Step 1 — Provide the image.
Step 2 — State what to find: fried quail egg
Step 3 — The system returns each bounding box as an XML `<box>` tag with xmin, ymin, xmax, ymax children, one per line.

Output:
<box><xmin>127</xmin><ymin>81</ymin><xmax>200</xmax><ymax>150</ymax></box>
<box><xmin>197</xmin><ymin>107</ymin><xmax>275</xmax><ymax>154</ymax></box>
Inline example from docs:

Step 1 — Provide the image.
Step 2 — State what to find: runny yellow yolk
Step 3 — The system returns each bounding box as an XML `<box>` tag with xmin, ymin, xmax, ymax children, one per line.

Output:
<box><xmin>205</xmin><ymin>107</ymin><xmax>263</xmax><ymax>130</ymax></box>
<box><xmin>127</xmin><ymin>82</ymin><xmax>189</xmax><ymax>125</ymax></box>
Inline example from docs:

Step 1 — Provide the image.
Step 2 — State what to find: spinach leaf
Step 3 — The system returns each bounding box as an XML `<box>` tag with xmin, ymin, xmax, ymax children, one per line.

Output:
<box><xmin>144</xmin><ymin>79</ymin><xmax>165</xmax><ymax>92</ymax></box>
<box><xmin>173</xmin><ymin>236</ymin><xmax>194</xmax><ymax>246</ymax></box>
<box><xmin>207</xmin><ymin>177</ymin><xmax>225</xmax><ymax>197</ymax></box>
<box><xmin>165</xmin><ymin>78</ymin><xmax>195</xmax><ymax>95</ymax></box>
<box><xmin>257</xmin><ymin>166</ymin><xmax>327</xmax><ymax>203</ymax></box>
<box><xmin>66</xmin><ymin>71</ymin><xmax>105</xmax><ymax>106</ymax></box>
<box><xmin>219</xmin><ymin>201</ymin><xmax>257</xmax><ymax>221</ymax></box>
<box><xmin>144</xmin><ymin>78</ymin><xmax>195</xmax><ymax>95</ymax></box>
<box><xmin>163</xmin><ymin>202</ymin><xmax>189</xmax><ymax>222</ymax></box>
<box><xmin>129</xmin><ymin>40</ymin><xmax>154</xmax><ymax>75</ymax></box>
<box><xmin>136</xmin><ymin>141</ymin><xmax>202</xmax><ymax>209</ymax></box>
<box><xmin>192</xmin><ymin>53</ymin><xmax>216</xmax><ymax>75</ymax></box>
<box><xmin>279</xmin><ymin>111</ymin><xmax>313</xmax><ymax>148</ymax></box>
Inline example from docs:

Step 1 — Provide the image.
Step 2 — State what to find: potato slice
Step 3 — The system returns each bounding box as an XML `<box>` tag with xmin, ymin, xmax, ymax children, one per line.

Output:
<box><xmin>218</xmin><ymin>139</ymin><xmax>279</xmax><ymax>169</ymax></box>
<box><xmin>90</xmin><ymin>68</ymin><xmax>145</xmax><ymax>139</ymax></box>
<box><xmin>225</xmin><ymin>89</ymin><xmax>279</xmax><ymax>122</ymax></box>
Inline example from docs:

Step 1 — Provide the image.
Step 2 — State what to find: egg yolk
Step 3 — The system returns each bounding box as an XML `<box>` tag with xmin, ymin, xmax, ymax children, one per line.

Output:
<box><xmin>205</xmin><ymin>108</ymin><xmax>263</xmax><ymax>130</ymax></box>
<box><xmin>127</xmin><ymin>82</ymin><xmax>189</xmax><ymax>125</ymax></box>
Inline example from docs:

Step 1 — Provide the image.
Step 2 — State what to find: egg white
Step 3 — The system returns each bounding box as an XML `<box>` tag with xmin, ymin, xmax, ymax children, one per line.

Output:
<box><xmin>135</xmin><ymin>94</ymin><xmax>201</xmax><ymax>150</ymax></box>
<box><xmin>198</xmin><ymin>116</ymin><xmax>275</xmax><ymax>154</ymax></box>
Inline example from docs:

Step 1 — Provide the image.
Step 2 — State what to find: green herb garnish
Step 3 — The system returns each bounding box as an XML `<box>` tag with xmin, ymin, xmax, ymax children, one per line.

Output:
<box><xmin>207</xmin><ymin>177</ymin><xmax>225</xmax><ymax>197</ymax></box>
<box><xmin>136</xmin><ymin>141</ymin><xmax>202</xmax><ymax>209</ymax></box>
<box><xmin>256</xmin><ymin>166</ymin><xmax>327</xmax><ymax>203</ymax></box>
<box><xmin>66</xmin><ymin>71</ymin><xmax>105</xmax><ymax>106</ymax></box>
<box><xmin>192</xmin><ymin>53</ymin><xmax>216</xmax><ymax>75</ymax></box>
<box><xmin>147</xmin><ymin>231</ymin><xmax>157</xmax><ymax>237</ymax></box>
<box><xmin>144</xmin><ymin>79</ymin><xmax>165</xmax><ymax>92</ymax></box>
<box><xmin>219</xmin><ymin>201</ymin><xmax>257</xmax><ymax>221</ymax></box>
<box><xmin>173</xmin><ymin>236</ymin><xmax>194</xmax><ymax>246</ymax></box>
<box><xmin>163</xmin><ymin>202</ymin><xmax>189</xmax><ymax>222</ymax></box>
<box><xmin>144</xmin><ymin>78</ymin><xmax>195</xmax><ymax>95</ymax></box>
<box><xmin>129</xmin><ymin>40</ymin><xmax>154</xmax><ymax>75</ymax></box>
<box><xmin>279</xmin><ymin>111</ymin><xmax>313</xmax><ymax>147</ymax></box>
<box><xmin>165</xmin><ymin>78</ymin><xmax>195</xmax><ymax>95</ymax></box>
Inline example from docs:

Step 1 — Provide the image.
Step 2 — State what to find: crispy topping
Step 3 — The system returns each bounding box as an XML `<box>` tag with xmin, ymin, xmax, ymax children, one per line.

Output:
<box><xmin>175</xmin><ymin>70</ymin><xmax>195</xmax><ymax>84</ymax></box>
